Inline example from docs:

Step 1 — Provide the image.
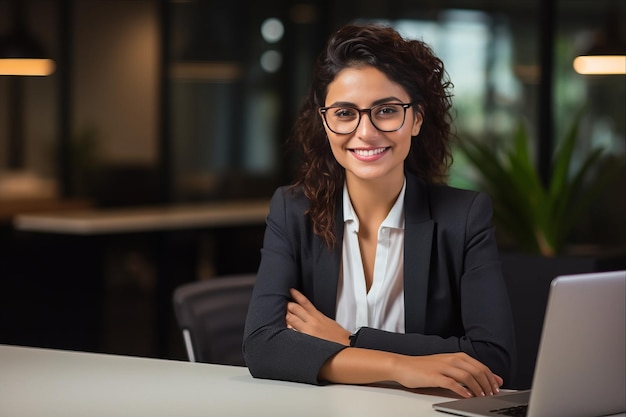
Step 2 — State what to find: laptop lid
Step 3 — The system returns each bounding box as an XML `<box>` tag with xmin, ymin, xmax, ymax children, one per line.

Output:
<box><xmin>433</xmin><ymin>270</ymin><xmax>626</xmax><ymax>417</ymax></box>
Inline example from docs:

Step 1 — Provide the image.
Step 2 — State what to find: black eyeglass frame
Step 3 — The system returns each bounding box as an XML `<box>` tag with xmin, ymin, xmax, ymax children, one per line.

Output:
<box><xmin>318</xmin><ymin>102</ymin><xmax>415</xmax><ymax>135</ymax></box>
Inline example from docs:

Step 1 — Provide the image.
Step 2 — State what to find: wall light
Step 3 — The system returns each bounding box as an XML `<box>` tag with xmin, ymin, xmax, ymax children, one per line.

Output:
<box><xmin>0</xmin><ymin>0</ymin><xmax>55</xmax><ymax>76</ymax></box>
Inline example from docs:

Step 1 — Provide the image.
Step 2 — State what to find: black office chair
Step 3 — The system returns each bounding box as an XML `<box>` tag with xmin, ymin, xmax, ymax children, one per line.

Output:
<box><xmin>172</xmin><ymin>274</ymin><xmax>256</xmax><ymax>366</ymax></box>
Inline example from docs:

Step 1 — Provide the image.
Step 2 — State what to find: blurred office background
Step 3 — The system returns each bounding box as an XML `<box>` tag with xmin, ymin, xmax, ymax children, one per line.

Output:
<box><xmin>1</xmin><ymin>0</ymin><xmax>624</xmax><ymax>360</ymax></box>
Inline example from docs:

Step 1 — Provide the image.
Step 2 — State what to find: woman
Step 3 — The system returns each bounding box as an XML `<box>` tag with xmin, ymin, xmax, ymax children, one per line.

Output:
<box><xmin>243</xmin><ymin>23</ymin><xmax>516</xmax><ymax>399</ymax></box>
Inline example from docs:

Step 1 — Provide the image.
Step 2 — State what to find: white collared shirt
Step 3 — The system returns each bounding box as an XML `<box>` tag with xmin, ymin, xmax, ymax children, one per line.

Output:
<box><xmin>335</xmin><ymin>180</ymin><xmax>406</xmax><ymax>334</ymax></box>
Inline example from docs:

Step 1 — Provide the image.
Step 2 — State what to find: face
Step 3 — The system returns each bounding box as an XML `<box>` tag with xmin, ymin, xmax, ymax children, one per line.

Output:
<box><xmin>321</xmin><ymin>66</ymin><xmax>423</xmax><ymax>187</ymax></box>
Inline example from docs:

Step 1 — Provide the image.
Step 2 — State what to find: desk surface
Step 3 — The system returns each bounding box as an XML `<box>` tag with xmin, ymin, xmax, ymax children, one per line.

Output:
<box><xmin>12</xmin><ymin>200</ymin><xmax>269</xmax><ymax>235</ymax></box>
<box><xmin>0</xmin><ymin>344</ymin><xmax>456</xmax><ymax>417</ymax></box>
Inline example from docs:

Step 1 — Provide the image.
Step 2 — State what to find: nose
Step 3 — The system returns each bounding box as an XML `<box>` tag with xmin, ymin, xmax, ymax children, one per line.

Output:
<box><xmin>354</xmin><ymin>110</ymin><xmax>379</xmax><ymax>139</ymax></box>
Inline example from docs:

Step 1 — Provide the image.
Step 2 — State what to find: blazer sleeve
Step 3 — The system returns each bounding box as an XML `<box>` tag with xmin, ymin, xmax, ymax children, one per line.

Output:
<box><xmin>457</xmin><ymin>191</ymin><xmax>516</xmax><ymax>381</ymax></box>
<box><xmin>351</xmin><ymin>190</ymin><xmax>516</xmax><ymax>382</ymax></box>
<box><xmin>242</xmin><ymin>187</ymin><xmax>346</xmax><ymax>385</ymax></box>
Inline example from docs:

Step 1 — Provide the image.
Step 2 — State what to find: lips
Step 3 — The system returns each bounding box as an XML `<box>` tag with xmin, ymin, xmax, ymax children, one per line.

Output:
<box><xmin>350</xmin><ymin>147</ymin><xmax>389</xmax><ymax>157</ymax></box>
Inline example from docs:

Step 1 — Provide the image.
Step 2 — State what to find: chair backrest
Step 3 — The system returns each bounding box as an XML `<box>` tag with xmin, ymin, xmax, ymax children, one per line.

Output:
<box><xmin>172</xmin><ymin>274</ymin><xmax>256</xmax><ymax>366</ymax></box>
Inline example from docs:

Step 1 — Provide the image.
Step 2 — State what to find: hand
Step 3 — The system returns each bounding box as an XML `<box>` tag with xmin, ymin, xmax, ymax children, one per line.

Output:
<box><xmin>394</xmin><ymin>352</ymin><xmax>503</xmax><ymax>398</ymax></box>
<box><xmin>286</xmin><ymin>288</ymin><xmax>351</xmax><ymax>345</ymax></box>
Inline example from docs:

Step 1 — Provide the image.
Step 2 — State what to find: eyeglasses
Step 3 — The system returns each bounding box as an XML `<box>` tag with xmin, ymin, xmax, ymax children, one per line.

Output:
<box><xmin>319</xmin><ymin>102</ymin><xmax>414</xmax><ymax>135</ymax></box>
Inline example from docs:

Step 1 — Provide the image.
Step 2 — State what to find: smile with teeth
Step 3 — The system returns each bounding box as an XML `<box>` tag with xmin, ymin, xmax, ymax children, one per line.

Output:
<box><xmin>351</xmin><ymin>147</ymin><xmax>388</xmax><ymax>157</ymax></box>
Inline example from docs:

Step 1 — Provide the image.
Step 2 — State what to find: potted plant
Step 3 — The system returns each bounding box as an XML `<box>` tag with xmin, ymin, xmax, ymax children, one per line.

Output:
<box><xmin>456</xmin><ymin>109</ymin><xmax>625</xmax><ymax>389</ymax></box>
<box><xmin>457</xmin><ymin>109</ymin><xmax>619</xmax><ymax>257</ymax></box>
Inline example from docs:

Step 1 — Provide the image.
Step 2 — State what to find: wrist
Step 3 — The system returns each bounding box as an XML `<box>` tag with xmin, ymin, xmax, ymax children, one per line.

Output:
<box><xmin>348</xmin><ymin>328</ymin><xmax>361</xmax><ymax>346</ymax></box>
<box><xmin>387</xmin><ymin>353</ymin><xmax>404</xmax><ymax>383</ymax></box>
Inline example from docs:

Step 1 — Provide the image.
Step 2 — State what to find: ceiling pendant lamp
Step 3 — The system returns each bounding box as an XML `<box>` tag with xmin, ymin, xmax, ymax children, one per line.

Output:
<box><xmin>0</xmin><ymin>0</ymin><xmax>55</xmax><ymax>76</ymax></box>
<box><xmin>573</xmin><ymin>7</ymin><xmax>626</xmax><ymax>75</ymax></box>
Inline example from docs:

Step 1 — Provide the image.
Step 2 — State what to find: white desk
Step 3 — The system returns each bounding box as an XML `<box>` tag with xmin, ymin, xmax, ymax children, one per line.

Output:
<box><xmin>0</xmin><ymin>344</ymin><xmax>455</xmax><ymax>417</ymax></box>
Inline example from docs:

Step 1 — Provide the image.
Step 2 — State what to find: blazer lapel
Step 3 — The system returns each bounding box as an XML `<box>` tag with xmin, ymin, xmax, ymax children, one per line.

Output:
<box><xmin>403</xmin><ymin>174</ymin><xmax>434</xmax><ymax>334</ymax></box>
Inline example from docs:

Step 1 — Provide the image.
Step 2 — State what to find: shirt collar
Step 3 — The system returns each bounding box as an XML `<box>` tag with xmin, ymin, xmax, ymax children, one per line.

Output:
<box><xmin>343</xmin><ymin>178</ymin><xmax>406</xmax><ymax>232</ymax></box>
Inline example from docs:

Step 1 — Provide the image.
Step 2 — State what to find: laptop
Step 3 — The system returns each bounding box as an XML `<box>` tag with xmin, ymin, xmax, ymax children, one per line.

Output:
<box><xmin>433</xmin><ymin>270</ymin><xmax>626</xmax><ymax>417</ymax></box>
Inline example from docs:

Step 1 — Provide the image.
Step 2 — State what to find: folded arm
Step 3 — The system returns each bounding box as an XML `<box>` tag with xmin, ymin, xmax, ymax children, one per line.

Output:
<box><xmin>287</xmin><ymin>287</ymin><xmax>502</xmax><ymax>398</ymax></box>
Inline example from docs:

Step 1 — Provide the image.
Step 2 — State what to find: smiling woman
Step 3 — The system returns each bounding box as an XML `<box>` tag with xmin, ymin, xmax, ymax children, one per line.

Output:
<box><xmin>243</xmin><ymin>23</ymin><xmax>517</xmax><ymax>399</ymax></box>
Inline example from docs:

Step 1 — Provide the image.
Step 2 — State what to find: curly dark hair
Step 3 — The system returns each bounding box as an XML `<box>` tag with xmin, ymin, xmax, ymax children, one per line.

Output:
<box><xmin>289</xmin><ymin>23</ymin><xmax>454</xmax><ymax>248</ymax></box>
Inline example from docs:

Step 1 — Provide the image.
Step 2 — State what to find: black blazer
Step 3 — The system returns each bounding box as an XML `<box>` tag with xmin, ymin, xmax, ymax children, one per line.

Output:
<box><xmin>243</xmin><ymin>172</ymin><xmax>516</xmax><ymax>385</ymax></box>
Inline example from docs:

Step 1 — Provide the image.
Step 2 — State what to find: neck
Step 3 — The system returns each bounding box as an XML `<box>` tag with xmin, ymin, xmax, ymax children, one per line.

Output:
<box><xmin>346</xmin><ymin>172</ymin><xmax>404</xmax><ymax>223</ymax></box>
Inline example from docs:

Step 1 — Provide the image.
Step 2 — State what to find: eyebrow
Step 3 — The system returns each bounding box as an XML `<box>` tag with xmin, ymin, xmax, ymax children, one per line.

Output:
<box><xmin>326</xmin><ymin>96</ymin><xmax>406</xmax><ymax>108</ymax></box>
